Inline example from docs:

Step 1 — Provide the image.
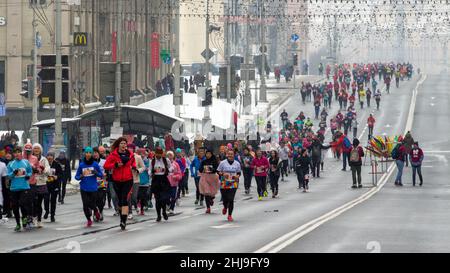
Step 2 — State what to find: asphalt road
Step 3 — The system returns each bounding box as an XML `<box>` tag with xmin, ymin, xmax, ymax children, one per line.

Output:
<box><xmin>279</xmin><ymin>71</ymin><xmax>450</xmax><ymax>253</ymax></box>
<box><xmin>0</xmin><ymin>74</ymin><xmax>423</xmax><ymax>253</ymax></box>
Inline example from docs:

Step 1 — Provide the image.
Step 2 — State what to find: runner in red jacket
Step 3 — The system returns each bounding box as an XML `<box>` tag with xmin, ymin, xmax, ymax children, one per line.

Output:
<box><xmin>104</xmin><ymin>137</ymin><xmax>136</xmax><ymax>230</ymax></box>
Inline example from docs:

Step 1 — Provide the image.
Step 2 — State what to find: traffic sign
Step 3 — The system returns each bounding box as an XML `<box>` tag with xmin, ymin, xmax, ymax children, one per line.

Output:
<box><xmin>201</xmin><ymin>49</ymin><xmax>214</xmax><ymax>61</ymax></box>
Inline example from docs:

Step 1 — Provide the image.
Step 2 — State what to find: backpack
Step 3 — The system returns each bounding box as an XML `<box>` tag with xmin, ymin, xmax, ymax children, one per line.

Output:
<box><xmin>391</xmin><ymin>144</ymin><xmax>400</xmax><ymax>159</ymax></box>
<box><xmin>349</xmin><ymin>147</ymin><xmax>360</xmax><ymax>163</ymax></box>
<box><xmin>343</xmin><ymin>137</ymin><xmax>351</xmax><ymax>149</ymax></box>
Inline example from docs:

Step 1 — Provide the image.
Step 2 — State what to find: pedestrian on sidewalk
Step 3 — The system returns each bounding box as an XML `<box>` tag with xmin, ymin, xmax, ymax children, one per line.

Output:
<box><xmin>251</xmin><ymin>148</ymin><xmax>269</xmax><ymax>200</ymax></box>
<box><xmin>349</xmin><ymin>139</ymin><xmax>364</xmax><ymax>188</ymax></box>
<box><xmin>104</xmin><ymin>137</ymin><xmax>136</xmax><ymax>230</ymax></box>
<box><xmin>217</xmin><ymin>150</ymin><xmax>241</xmax><ymax>222</ymax></box>
<box><xmin>7</xmin><ymin>147</ymin><xmax>33</xmax><ymax>231</ymax></box>
<box><xmin>410</xmin><ymin>141</ymin><xmax>424</xmax><ymax>186</ymax></box>
<box><xmin>199</xmin><ymin>148</ymin><xmax>220</xmax><ymax>214</ymax></box>
<box><xmin>75</xmin><ymin>147</ymin><xmax>103</xmax><ymax>228</ymax></box>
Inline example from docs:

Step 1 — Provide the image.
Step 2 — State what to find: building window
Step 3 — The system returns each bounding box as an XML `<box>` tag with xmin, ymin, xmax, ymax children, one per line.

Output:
<box><xmin>0</xmin><ymin>61</ymin><xmax>5</xmax><ymax>95</ymax></box>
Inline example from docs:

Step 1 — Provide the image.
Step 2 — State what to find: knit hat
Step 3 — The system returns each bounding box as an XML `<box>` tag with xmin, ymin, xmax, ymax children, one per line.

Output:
<box><xmin>47</xmin><ymin>151</ymin><xmax>55</xmax><ymax>158</ymax></box>
<box><xmin>24</xmin><ymin>143</ymin><xmax>33</xmax><ymax>151</ymax></box>
<box><xmin>175</xmin><ymin>148</ymin><xmax>182</xmax><ymax>154</ymax></box>
<box><xmin>84</xmin><ymin>146</ymin><xmax>94</xmax><ymax>153</ymax></box>
<box><xmin>32</xmin><ymin>143</ymin><xmax>43</xmax><ymax>153</ymax></box>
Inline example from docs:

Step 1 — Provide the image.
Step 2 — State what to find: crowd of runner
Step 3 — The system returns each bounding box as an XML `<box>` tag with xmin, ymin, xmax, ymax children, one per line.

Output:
<box><xmin>0</xmin><ymin>62</ymin><xmax>424</xmax><ymax>232</ymax></box>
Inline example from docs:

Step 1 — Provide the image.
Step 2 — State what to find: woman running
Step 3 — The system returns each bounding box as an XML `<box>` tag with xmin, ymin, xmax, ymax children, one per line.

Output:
<box><xmin>217</xmin><ymin>150</ymin><xmax>241</xmax><ymax>222</ymax></box>
<box><xmin>199</xmin><ymin>148</ymin><xmax>220</xmax><ymax>214</ymax></box>
<box><xmin>93</xmin><ymin>147</ymin><xmax>106</xmax><ymax>221</ymax></box>
<box><xmin>167</xmin><ymin>151</ymin><xmax>182</xmax><ymax>215</ymax></box>
<box><xmin>268</xmin><ymin>150</ymin><xmax>282</xmax><ymax>198</ymax></box>
<box><xmin>241</xmin><ymin>148</ymin><xmax>254</xmax><ymax>195</ymax></box>
<box><xmin>75</xmin><ymin>147</ymin><xmax>103</xmax><ymax>227</ymax></box>
<box><xmin>104</xmin><ymin>137</ymin><xmax>136</xmax><ymax>230</ymax></box>
<box><xmin>250</xmin><ymin>148</ymin><xmax>269</xmax><ymax>201</ymax></box>
<box><xmin>45</xmin><ymin>151</ymin><xmax>62</xmax><ymax>222</ymax></box>
<box><xmin>7</xmin><ymin>147</ymin><xmax>33</xmax><ymax>231</ymax></box>
<box><xmin>149</xmin><ymin>147</ymin><xmax>172</xmax><ymax>222</ymax></box>
<box><xmin>295</xmin><ymin>148</ymin><xmax>311</xmax><ymax>192</ymax></box>
<box><xmin>56</xmin><ymin>150</ymin><xmax>71</xmax><ymax>204</ymax></box>
<box><xmin>32</xmin><ymin>143</ymin><xmax>50</xmax><ymax>228</ymax></box>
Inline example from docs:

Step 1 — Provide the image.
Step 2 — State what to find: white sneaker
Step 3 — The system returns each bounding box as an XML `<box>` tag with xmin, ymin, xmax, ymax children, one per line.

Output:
<box><xmin>127</xmin><ymin>214</ymin><xmax>133</xmax><ymax>220</ymax></box>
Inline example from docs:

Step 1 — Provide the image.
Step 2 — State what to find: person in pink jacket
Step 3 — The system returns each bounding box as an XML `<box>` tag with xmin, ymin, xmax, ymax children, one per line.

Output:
<box><xmin>166</xmin><ymin>151</ymin><xmax>182</xmax><ymax>215</ymax></box>
<box><xmin>250</xmin><ymin>148</ymin><xmax>270</xmax><ymax>200</ymax></box>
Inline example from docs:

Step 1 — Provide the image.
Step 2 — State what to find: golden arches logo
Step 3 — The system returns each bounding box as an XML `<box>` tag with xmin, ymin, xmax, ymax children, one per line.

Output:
<box><xmin>74</xmin><ymin>33</ymin><xmax>87</xmax><ymax>46</ymax></box>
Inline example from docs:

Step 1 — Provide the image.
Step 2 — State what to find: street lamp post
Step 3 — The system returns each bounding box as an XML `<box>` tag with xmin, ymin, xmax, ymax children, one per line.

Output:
<box><xmin>29</xmin><ymin>6</ymin><xmax>39</xmax><ymax>144</ymax></box>
<box><xmin>259</xmin><ymin>0</ymin><xmax>267</xmax><ymax>102</ymax></box>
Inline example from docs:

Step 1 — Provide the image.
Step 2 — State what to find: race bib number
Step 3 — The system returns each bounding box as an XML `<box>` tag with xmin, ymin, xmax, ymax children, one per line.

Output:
<box><xmin>16</xmin><ymin>168</ymin><xmax>26</xmax><ymax>178</ymax></box>
<box><xmin>204</xmin><ymin>165</ymin><xmax>213</xmax><ymax>173</ymax></box>
<box><xmin>82</xmin><ymin>167</ymin><xmax>94</xmax><ymax>177</ymax></box>
<box><xmin>256</xmin><ymin>166</ymin><xmax>265</xmax><ymax>174</ymax></box>
<box><xmin>155</xmin><ymin>167</ymin><xmax>165</xmax><ymax>175</ymax></box>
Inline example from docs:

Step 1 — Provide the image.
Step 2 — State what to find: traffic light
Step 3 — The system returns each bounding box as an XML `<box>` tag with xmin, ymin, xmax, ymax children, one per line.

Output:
<box><xmin>293</xmin><ymin>54</ymin><xmax>298</xmax><ymax>66</ymax></box>
<box><xmin>20</xmin><ymin>79</ymin><xmax>32</xmax><ymax>99</ymax></box>
<box><xmin>202</xmin><ymin>87</ymin><xmax>213</xmax><ymax>107</ymax></box>
<box><xmin>38</xmin><ymin>54</ymin><xmax>70</xmax><ymax>104</ymax></box>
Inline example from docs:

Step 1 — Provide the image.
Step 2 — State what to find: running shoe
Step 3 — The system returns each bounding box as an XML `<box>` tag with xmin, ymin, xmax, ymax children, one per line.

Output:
<box><xmin>227</xmin><ymin>215</ymin><xmax>233</xmax><ymax>222</ymax></box>
<box><xmin>120</xmin><ymin>222</ymin><xmax>126</xmax><ymax>230</ymax></box>
<box><xmin>99</xmin><ymin>213</ymin><xmax>104</xmax><ymax>221</ymax></box>
<box><xmin>128</xmin><ymin>213</ymin><xmax>133</xmax><ymax>220</ymax></box>
<box><xmin>195</xmin><ymin>199</ymin><xmax>199</xmax><ymax>205</ymax></box>
<box><xmin>222</xmin><ymin>208</ymin><xmax>227</xmax><ymax>215</ymax></box>
<box><xmin>86</xmin><ymin>220</ymin><xmax>93</xmax><ymax>228</ymax></box>
<box><xmin>43</xmin><ymin>211</ymin><xmax>49</xmax><ymax>220</ymax></box>
<box><xmin>263</xmin><ymin>191</ymin><xmax>268</xmax><ymax>197</ymax></box>
<box><xmin>206</xmin><ymin>208</ymin><xmax>211</xmax><ymax>214</ymax></box>
<box><xmin>358</xmin><ymin>184</ymin><xmax>363</xmax><ymax>188</ymax></box>
<box><xmin>351</xmin><ymin>185</ymin><xmax>357</xmax><ymax>189</ymax></box>
<box><xmin>140</xmin><ymin>210</ymin><xmax>145</xmax><ymax>216</ymax></box>
<box><xmin>163</xmin><ymin>212</ymin><xmax>169</xmax><ymax>221</ymax></box>
<box><xmin>51</xmin><ymin>216</ymin><xmax>56</xmax><ymax>223</ymax></box>
<box><xmin>258</xmin><ymin>196</ymin><xmax>263</xmax><ymax>201</ymax></box>
<box><xmin>156</xmin><ymin>216</ymin><xmax>162</xmax><ymax>222</ymax></box>
<box><xmin>211</xmin><ymin>200</ymin><xmax>214</xmax><ymax>206</ymax></box>
<box><xmin>21</xmin><ymin>218</ymin><xmax>27</xmax><ymax>227</ymax></box>
<box><xmin>14</xmin><ymin>224</ymin><xmax>21</xmax><ymax>232</ymax></box>
<box><xmin>94</xmin><ymin>211</ymin><xmax>101</xmax><ymax>222</ymax></box>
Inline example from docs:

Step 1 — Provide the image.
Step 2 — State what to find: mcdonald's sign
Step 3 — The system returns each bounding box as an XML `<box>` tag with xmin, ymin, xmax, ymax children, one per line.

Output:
<box><xmin>73</xmin><ymin>32</ymin><xmax>88</xmax><ymax>46</ymax></box>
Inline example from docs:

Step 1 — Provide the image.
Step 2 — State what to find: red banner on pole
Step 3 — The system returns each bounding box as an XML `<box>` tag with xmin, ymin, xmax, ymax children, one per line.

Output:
<box><xmin>112</xmin><ymin>31</ymin><xmax>117</xmax><ymax>62</ymax></box>
<box><xmin>151</xmin><ymin>32</ymin><xmax>160</xmax><ymax>69</ymax></box>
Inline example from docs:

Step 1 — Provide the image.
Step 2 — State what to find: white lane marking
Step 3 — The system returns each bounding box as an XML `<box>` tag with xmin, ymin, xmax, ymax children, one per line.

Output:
<box><xmin>255</xmin><ymin>74</ymin><xmax>427</xmax><ymax>253</ymax></box>
<box><xmin>210</xmin><ymin>223</ymin><xmax>240</xmax><ymax>229</ymax></box>
<box><xmin>56</xmin><ymin>225</ymin><xmax>83</xmax><ymax>231</ymax></box>
<box><xmin>137</xmin><ymin>245</ymin><xmax>177</xmax><ymax>253</ymax></box>
<box><xmin>80</xmin><ymin>238</ymin><xmax>97</xmax><ymax>244</ymax></box>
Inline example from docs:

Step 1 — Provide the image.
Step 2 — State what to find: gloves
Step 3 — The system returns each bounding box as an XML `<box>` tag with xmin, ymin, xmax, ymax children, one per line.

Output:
<box><xmin>13</xmin><ymin>169</ymin><xmax>19</xmax><ymax>175</ymax></box>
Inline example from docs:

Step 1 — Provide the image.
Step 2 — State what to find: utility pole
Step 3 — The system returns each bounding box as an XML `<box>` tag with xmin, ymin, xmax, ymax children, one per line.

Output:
<box><xmin>113</xmin><ymin>0</ymin><xmax>122</xmax><ymax>128</ymax></box>
<box><xmin>243</xmin><ymin>14</ymin><xmax>251</xmax><ymax>114</ymax></box>
<box><xmin>53</xmin><ymin>0</ymin><xmax>64</xmax><ymax>149</ymax></box>
<box><xmin>205</xmin><ymin>0</ymin><xmax>210</xmax><ymax>88</ymax></box>
<box><xmin>30</xmin><ymin>5</ymin><xmax>39</xmax><ymax>144</ymax></box>
<box><xmin>173</xmin><ymin>0</ymin><xmax>181</xmax><ymax>117</ymax></box>
<box><xmin>226</xmin><ymin>2</ymin><xmax>231</xmax><ymax>103</ymax></box>
<box><xmin>259</xmin><ymin>0</ymin><xmax>267</xmax><ymax>102</ymax></box>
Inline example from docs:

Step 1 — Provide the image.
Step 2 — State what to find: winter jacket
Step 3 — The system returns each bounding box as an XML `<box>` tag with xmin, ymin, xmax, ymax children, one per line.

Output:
<box><xmin>34</xmin><ymin>156</ymin><xmax>51</xmax><ymax>186</ymax></box>
<box><xmin>7</xmin><ymin>159</ymin><xmax>33</xmax><ymax>192</ymax></box>
<box><xmin>75</xmin><ymin>158</ymin><xmax>103</xmax><ymax>192</ymax></box>
<box><xmin>139</xmin><ymin>158</ymin><xmax>151</xmax><ymax>186</ymax></box>
<box><xmin>295</xmin><ymin>155</ymin><xmax>311</xmax><ymax>175</ymax></box>
<box><xmin>269</xmin><ymin>157</ymin><xmax>282</xmax><ymax>176</ymax></box>
<box><xmin>132</xmin><ymin>154</ymin><xmax>146</xmax><ymax>184</ymax></box>
<box><xmin>103</xmin><ymin>149</ymin><xmax>137</xmax><ymax>183</ymax></box>
<box><xmin>410</xmin><ymin>147</ymin><xmax>424</xmax><ymax>166</ymax></box>
<box><xmin>190</xmin><ymin>156</ymin><xmax>205</xmax><ymax>178</ymax></box>
<box><xmin>251</xmin><ymin>156</ymin><xmax>270</xmax><ymax>177</ymax></box>
<box><xmin>168</xmin><ymin>160</ymin><xmax>183</xmax><ymax>187</ymax></box>
<box><xmin>23</xmin><ymin>154</ymin><xmax>38</xmax><ymax>185</ymax></box>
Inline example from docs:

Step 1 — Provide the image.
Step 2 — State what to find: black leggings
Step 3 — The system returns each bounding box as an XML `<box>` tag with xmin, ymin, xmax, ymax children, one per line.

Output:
<box><xmin>243</xmin><ymin>168</ymin><xmax>253</xmax><ymax>190</ymax></box>
<box><xmin>220</xmin><ymin>188</ymin><xmax>237</xmax><ymax>216</ymax></box>
<box><xmin>96</xmin><ymin>188</ymin><xmax>107</xmax><ymax>214</ymax></box>
<box><xmin>45</xmin><ymin>182</ymin><xmax>59</xmax><ymax>217</ymax></box>
<box><xmin>59</xmin><ymin>177</ymin><xmax>69</xmax><ymax>202</ymax></box>
<box><xmin>205</xmin><ymin>195</ymin><xmax>215</xmax><ymax>209</ymax></box>
<box><xmin>269</xmin><ymin>173</ymin><xmax>280</xmax><ymax>194</ymax></box>
<box><xmin>112</xmin><ymin>181</ymin><xmax>133</xmax><ymax>207</ymax></box>
<box><xmin>10</xmin><ymin>190</ymin><xmax>32</xmax><ymax>226</ymax></box>
<box><xmin>255</xmin><ymin>176</ymin><xmax>267</xmax><ymax>197</ymax></box>
<box><xmin>194</xmin><ymin>177</ymin><xmax>204</xmax><ymax>201</ymax></box>
<box><xmin>296</xmin><ymin>171</ymin><xmax>309</xmax><ymax>189</ymax></box>
<box><xmin>80</xmin><ymin>190</ymin><xmax>98</xmax><ymax>221</ymax></box>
